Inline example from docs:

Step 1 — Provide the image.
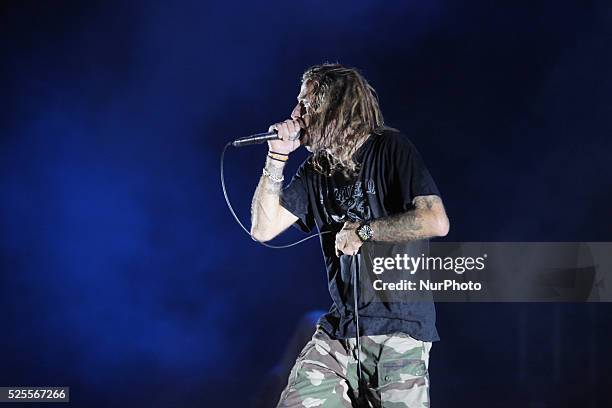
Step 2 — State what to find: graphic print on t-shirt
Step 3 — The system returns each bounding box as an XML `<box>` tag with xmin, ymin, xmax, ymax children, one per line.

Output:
<box><xmin>329</xmin><ymin>178</ymin><xmax>376</xmax><ymax>223</ymax></box>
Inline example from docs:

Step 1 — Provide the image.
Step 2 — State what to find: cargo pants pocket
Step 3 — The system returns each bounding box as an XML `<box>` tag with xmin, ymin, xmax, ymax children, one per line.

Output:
<box><xmin>377</xmin><ymin>358</ymin><xmax>429</xmax><ymax>407</ymax></box>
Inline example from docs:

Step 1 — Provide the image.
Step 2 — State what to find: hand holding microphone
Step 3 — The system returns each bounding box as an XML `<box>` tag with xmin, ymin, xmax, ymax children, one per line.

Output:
<box><xmin>230</xmin><ymin>117</ymin><xmax>306</xmax><ymax>151</ymax></box>
<box><xmin>267</xmin><ymin>118</ymin><xmax>303</xmax><ymax>155</ymax></box>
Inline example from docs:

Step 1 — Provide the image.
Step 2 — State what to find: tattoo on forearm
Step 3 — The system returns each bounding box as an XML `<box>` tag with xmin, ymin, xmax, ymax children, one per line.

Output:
<box><xmin>371</xmin><ymin>195</ymin><xmax>445</xmax><ymax>242</ymax></box>
<box><xmin>264</xmin><ymin>157</ymin><xmax>285</xmax><ymax>179</ymax></box>
<box><xmin>263</xmin><ymin>177</ymin><xmax>282</xmax><ymax>194</ymax></box>
<box><xmin>372</xmin><ymin>211</ymin><xmax>424</xmax><ymax>241</ymax></box>
<box><xmin>250</xmin><ymin>157</ymin><xmax>286</xmax><ymax>232</ymax></box>
<box><xmin>251</xmin><ymin>175</ymin><xmax>282</xmax><ymax>213</ymax></box>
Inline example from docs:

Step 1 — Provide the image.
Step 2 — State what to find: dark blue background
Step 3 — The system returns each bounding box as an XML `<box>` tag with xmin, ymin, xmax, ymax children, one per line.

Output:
<box><xmin>1</xmin><ymin>1</ymin><xmax>611</xmax><ymax>407</ymax></box>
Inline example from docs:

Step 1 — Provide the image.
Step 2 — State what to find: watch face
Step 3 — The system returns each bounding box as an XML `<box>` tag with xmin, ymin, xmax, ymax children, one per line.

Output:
<box><xmin>357</xmin><ymin>228</ymin><xmax>366</xmax><ymax>241</ymax></box>
<box><xmin>358</xmin><ymin>224</ymin><xmax>372</xmax><ymax>242</ymax></box>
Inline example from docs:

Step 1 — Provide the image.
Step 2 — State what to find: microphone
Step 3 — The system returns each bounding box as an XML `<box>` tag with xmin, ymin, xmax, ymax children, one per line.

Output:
<box><xmin>232</xmin><ymin>119</ymin><xmax>304</xmax><ymax>147</ymax></box>
<box><xmin>231</xmin><ymin>131</ymin><xmax>280</xmax><ymax>147</ymax></box>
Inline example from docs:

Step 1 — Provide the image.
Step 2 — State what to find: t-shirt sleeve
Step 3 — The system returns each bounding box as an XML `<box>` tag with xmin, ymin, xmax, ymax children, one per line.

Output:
<box><xmin>389</xmin><ymin>133</ymin><xmax>441</xmax><ymax>208</ymax></box>
<box><xmin>279</xmin><ymin>160</ymin><xmax>316</xmax><ymax>233</ymax></box>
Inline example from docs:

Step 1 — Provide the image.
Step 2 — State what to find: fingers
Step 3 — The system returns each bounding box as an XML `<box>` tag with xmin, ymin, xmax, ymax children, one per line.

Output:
<box><xmin>335</xmin><ymin>224</ymin><xmax>349</xmax><ymax>256</ymax></box>
<box><xmin>335</xmin><ymin>229</ymin><xmax>362</xmax><ymax>257</ymax></box>
<box><xmin>335</xmin><ymin>243</ymin><xmax>360</xmax><ymax>256</ymax></box>
<box><xmin>335</xmin><ymin>232</ymin><xmax>345</xmax><ymax>257</ymax></box>
<box><xmin>269</xmin><ymin>119</ymin><xmax>301</xmax><ymax>141</ymax></box>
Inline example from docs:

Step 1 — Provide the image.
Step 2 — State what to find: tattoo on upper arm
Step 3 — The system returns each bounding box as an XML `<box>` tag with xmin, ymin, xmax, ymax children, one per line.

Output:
<box><xmin>371</xmin><ymin>195</ymin><xmax>444</xmax><ymax>242</ymax></box>
<box><xmin>413</xmin><ymin>195</ymin><xmax>441</xmax><ymax>210</ymax></box>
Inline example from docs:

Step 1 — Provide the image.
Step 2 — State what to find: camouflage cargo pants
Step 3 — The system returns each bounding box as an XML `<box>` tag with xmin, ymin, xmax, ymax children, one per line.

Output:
<box><xmin>277</xmin><ymin>327</ymin><xmax>432</xmax><ymax>408</ymax></box>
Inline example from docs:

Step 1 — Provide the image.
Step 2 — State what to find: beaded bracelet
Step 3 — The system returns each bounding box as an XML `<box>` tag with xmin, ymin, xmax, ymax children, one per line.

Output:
<box><xmin>262</xmin><ymin>167</ymin><xmax>284</xmax><ymax>183</ymax></box>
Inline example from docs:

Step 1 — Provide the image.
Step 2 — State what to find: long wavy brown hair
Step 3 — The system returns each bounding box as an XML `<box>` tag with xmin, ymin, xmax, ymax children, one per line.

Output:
<box><xmin>302</xmin><ymin>63</ymin><xmax>385</xmax><ymax>176</ymax></box>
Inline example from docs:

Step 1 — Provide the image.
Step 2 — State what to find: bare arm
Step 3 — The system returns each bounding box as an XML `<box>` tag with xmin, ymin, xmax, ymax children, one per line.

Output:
<box><xmin>335</xmin><ymin>195</ymin><xmax>449</xmax><ymax>255</ymax></box>
<box><xmin>370</xmin><ymin>195</ymin><xmax>449</xmax><ymax>241</ymax></box>
<box><xmin>250</xmin><ymin>118</ymin><xmax>304</xmax><ymax>242</ymax></box>
<box><xmin>250</xmin><ymin>157</ymin><xmax>298</xmax><ymax>242</ymax></box>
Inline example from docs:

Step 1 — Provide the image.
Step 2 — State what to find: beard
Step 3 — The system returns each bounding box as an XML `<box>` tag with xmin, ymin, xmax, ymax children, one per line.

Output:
<box><xmin>299</xmin><ymin>128</ymin><xmax>313</xmax><ymax>152</ymax></box>
<box><xmin>300</xmin><ymin>111</ymin><xmax>332</xmax><ymax>154</ymax></box>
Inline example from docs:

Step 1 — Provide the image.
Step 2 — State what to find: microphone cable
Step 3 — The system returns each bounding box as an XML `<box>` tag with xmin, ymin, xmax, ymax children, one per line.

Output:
<box><xmin>220</xmin><ymin>142</ymin><xmax>330</xmax><ymax>249</ymax></box>
<box><xmin>352</xmin><ymin>254</ymin><xmax>368</xmax><ymax>405</ymax></box>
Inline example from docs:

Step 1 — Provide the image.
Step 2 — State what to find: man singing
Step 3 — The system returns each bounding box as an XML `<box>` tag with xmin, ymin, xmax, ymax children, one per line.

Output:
<box><xmin>250</xmin><ymin>63</ymin><xmax>449</xmax><ymax>407</ymax></box>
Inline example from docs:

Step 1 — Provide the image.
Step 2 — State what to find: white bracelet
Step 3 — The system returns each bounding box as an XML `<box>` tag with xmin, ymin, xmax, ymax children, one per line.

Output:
<box><xmin>262</xmin><ymin>167</ymin><xmax>284</xmax><ymax>183</ymax></box>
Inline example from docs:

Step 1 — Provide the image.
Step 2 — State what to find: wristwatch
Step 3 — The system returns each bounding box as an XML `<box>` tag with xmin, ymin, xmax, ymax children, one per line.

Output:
<box><xmin>356</xmin><ymin>222</ymin><xmax>374</xmax><ymax>242</ymax></box>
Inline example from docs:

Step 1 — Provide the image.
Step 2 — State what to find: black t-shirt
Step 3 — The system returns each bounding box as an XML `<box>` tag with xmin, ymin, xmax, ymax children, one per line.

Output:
<box><xmin>280</xmin><ymin>128</ymin><xmax>441</xmax><ymax>341</ymax></box>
